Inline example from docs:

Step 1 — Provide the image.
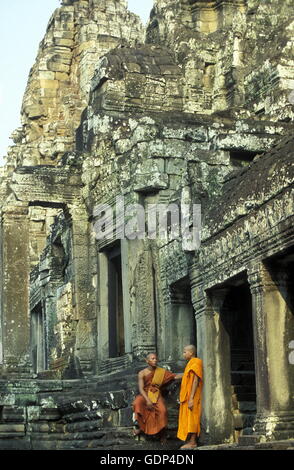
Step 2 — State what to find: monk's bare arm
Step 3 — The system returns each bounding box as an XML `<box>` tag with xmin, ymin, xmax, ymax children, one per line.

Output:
<box><xmin>174</xmin><ymin>373</ymin><xmax>184</xmax><ymax>380</ymax></box>
<box><xmin>138</xmin><ymin>371</ymin><xmax>153</xmax><ymax>408</ymax></box>
<box><xmin>188</xmin><ymin>373</ymin><xmax>199</xmax><ymax>410</ymax></box>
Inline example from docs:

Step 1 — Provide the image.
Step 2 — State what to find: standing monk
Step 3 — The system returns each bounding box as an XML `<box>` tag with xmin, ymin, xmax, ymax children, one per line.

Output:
<box><xmin>177</xmin><ymin>345</ymin><xmax>203</xmax><ymax>449</ymax></box>
<box><xmin>133</xmin><ymin>353</ymin><xmax>181</xmax><ymax>440</ymax></box>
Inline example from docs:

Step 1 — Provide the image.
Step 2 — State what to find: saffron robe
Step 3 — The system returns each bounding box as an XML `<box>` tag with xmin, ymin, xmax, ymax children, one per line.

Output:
<box><xmin>133</xmin><ymin>368</ymin><xmax>176</xmax><ymax>435</ymax></box>
<box><xmin>177</xmin><ymin>357</ymin><xmax>203</xmax><ymax>441</ymax></box>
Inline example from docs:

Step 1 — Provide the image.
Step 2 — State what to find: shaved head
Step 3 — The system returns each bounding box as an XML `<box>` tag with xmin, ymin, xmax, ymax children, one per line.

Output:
<box><xmin>184</xmin><ymin>345</ymin><xmax>196</xmax><ymax>355</ymax></box>
<box><xmin>146</xmin><ymin>352</ymin><xmax>157</xmax><ymax>360</ymax></box>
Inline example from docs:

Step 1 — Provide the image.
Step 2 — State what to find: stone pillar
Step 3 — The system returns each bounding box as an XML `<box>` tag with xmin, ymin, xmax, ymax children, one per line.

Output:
<box><xmin>192</xmin><ymin>279</ymin><xmax>234</xmax><ymax>444</ymax></box>
<box><xmin>70</xmin><ymin>206</ymin><xmax>96</xmax><ymax>375</ymax></box>
<box><xmin>190</xmin><ymin>1</ymin><xmax>218</xmax><ymax>34</ymax></box>
<box><xmin>217</xmin><ymin>0</ymin><xmax>246</xmax><ymax>29</ymax></box>
<box><xmin>97</xmin><ymin>251</ymin><xmax>109</xmax><ymax>362</ymax></box>
<box><xmin>0</xmin><ymin>202</ymin><xmax>31</xmax><ymax>374</ymax></box>
<box><xmin>168</xmin><ymin>285</ymin><xmax>195</xmax><ymax>361</ymax></box>
<box><xmin>131</xmin><ymin>244</ymin><xmax>157</xmax><ymax>359</ymax></box>
<box><xmin>248</xmin><ymin>262</ymin><xmax>294</xmax><ymax>440</ymax></box>
<box><xmin>121</xmin><ymin>239</ymin><xmax>131</xmax><ymax>355</ymax></box>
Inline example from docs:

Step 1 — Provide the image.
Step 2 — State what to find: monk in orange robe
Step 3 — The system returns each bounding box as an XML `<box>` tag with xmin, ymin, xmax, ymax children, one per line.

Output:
<box><xmin>177</xmin><ymin>345</ymin><xmax>203</xmax><ymax>449</ymax></box>
<box><xmin>132</xmin><ymin>353</ymin><xmax>182</xmax><ymax>440</ymax></box>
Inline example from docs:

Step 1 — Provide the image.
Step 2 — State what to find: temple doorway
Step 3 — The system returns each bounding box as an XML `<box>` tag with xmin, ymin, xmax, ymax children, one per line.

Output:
<box><xmin>31</xmin><ymin>302</ymin><xmax>46</xmax><ymax>374</ymax></box>
<box><xmin>107</xmin><ymin>244</ymin><xmax>125</xmax><ymax>358</ymax></box>
<box><xmin>220</xmin><ymin>277</ymin><xmax>256</xmax><ymax>439</ymax></box>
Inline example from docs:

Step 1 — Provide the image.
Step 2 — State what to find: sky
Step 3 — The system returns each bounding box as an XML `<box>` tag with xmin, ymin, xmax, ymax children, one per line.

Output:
<box><xmin>0</xmin><ymin>0</ymin><xmax>153</xmax><ymax>166</ymax></box>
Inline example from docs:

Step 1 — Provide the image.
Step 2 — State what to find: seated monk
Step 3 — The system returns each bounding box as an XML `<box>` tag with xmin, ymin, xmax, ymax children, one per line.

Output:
<box><xmin>132</xmin><ymin>353</ymin><xmax>182</xmax><ymax>441</ymax></box>
<box><xmin>177</xmin><ymin>344</ymin><xmax>203</xmax><ymax>449</ymax></box>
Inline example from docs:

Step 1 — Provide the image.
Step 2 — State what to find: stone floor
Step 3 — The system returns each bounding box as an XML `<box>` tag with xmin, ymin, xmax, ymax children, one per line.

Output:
<box><xmin>113</xmin><ymin>434</ymin><xmax>294</xmax><ymax>451</ymax></box>
<box><xmin>112</xmin><ymin>434</ymin><xmax>294</xmax><ymax>451</ymax></box>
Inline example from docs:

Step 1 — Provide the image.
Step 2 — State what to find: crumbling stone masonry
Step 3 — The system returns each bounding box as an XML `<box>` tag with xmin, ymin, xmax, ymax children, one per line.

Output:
<box><xmin>0</xmin><ymin>0</ymin><xmax>293</xmax><ymax>450</ymax></box>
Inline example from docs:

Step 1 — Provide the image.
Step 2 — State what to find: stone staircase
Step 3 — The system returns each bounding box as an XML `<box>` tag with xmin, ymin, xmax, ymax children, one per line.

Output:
<box><xmin>231</xmin><ymin>350</ymin><xmax>257</xmax><ymax>440</ymax></box>
<box><xmin>0</xmin><ymin>374</ymin><xmax>180</xmax><ymax>450</ymax></box>
<box><xmin>1</xmin><ymin>373</ymin><xmax>293</xmax><ymax>451</ymax></box>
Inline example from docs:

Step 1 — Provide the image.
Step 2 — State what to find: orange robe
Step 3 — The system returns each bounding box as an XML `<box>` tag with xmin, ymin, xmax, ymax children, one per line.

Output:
<box><xmin>177</xmin><ymin>357</ymin><xmax>203</xmax><ymax>441</ymax></box>
<box><xmin>132</xmin><ymin>369</ymin><xmax>176</xmax><ymax>435</ymax></box>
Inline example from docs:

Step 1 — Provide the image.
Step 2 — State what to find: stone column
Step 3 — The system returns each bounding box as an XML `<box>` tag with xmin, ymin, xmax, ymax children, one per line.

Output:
<box><xmin>97</xmin><ymin>251</ymin><xmax>109</xmax><ymax>362</ymax></box>
<box><xmin>0</xmin><ymin>202</ymin><xmax>31</xmax><ymax>375</ymax></box>
<box><xmin>70</xmin><ymin>206</ymin><xmax>96</xmax><ymax>375</ymax></box>
<box><xmin>121</xmin><ymin>239</ymin><xmax>131</xmax><ymax>355</ymax></box>
<box><xmin>192</xmin><ymin>279</ymin><xmax>234</xmax><ymax>444</ymax></box>
<box><xmin>168</xmin><ymin>287</ymin><xmax>196</xmax><ymax>361</ymax></box>
<box><xmin>131</xmin><ymin>244</ymin><xmax>156</xmax><ymax>359</ymax></box>
<box><xmin>248</xmin><ymin>262</ymin><xmax>294</xmax><ymax>440</ymax></box>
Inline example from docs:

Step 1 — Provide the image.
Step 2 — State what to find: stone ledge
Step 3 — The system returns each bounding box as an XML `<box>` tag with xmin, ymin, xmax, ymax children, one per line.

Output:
<box><xmin>255</xmin><ymin>439</ymin><xmax>294</xmax><ymax>450</ymax></box>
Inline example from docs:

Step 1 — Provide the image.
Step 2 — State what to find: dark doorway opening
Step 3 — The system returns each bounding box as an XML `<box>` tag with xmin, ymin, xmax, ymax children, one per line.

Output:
<box><xmin>107</xmin><ymin>244</ymin><xmax>125</xmax><ymax>358</ymax></box>
<box><xmin>220</xmin><ymin>279</ymin><xmax>256</xmax><ymax>438</ymax></box>
<box><xmin>229</xmin><ymin>150</ymin><xmax>261</xmax><ymax>168</ymax></box>
<box><xmin>31</xmin><ymin>302</ymin><xmax>47</xmax><ymax>373</ymax></box>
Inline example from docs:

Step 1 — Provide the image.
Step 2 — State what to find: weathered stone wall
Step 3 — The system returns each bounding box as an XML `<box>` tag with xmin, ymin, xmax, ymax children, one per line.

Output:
<box><xmin>0</xmin><ymin>364</ymin><xmax>182</xmax><ymax>450</ymax></box>
<box><xmin>4</xmin><ymin>0</ymin><xmax>144</xmax><ymax>170</ymax></box>
<box><xmin>147</xmin><ymin>0</ymin><xmax>294</xmax><ymax>118</ymax></box>
<box><xmin>190</xmin><ymin>136</ymin><xmax>294</xmax><ymax>443</ymax></box>
<box><xmin>78</xmin><ymin>44</ymin><xmax>292</xmax><ymax>370</ymax></box>
<box><xmin>3</xmin><ymin>0</ymin><xmax>294</xmax><ymax>173</ymax></box>
<box><xmin>0</xmin><ymin>0</ymin><xmax>294</xmax><ymax>450</ymax></box>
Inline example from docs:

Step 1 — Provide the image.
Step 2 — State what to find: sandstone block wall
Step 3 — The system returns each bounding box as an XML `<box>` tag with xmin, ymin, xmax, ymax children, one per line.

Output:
<box><xmin>0</xmin><ymin>0</ymin><xmax>293</xmax><ymax>449</ymax></box>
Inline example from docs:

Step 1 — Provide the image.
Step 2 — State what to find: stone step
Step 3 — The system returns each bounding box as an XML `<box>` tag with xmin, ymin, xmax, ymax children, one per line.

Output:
<box><xmin>29</xmin><ymin>422</ymin><xmax>65</xmax><ymax>433</ymax></box>
<box><xmin>30</xmin><ymin>439</ymin><xmax>111</xmax><ymax>450</ymax></box>
<box><xmin>0</xmin><ymin>437</ymin><xmax>31</xmax><ymax>450</ymax></box>
<box><xmin>57</xmin><ymin>390</ymin><xmax>129</xmax><ymax>413</ymax></box>
<box><xmin>114</xmin><ymin>439</ymin><xmax>181</xmax><ymax>451</ymax></box>
<box><xmin>238</xmin><ymin>434</ymin><xmax>264</xmax><ymax>446</ymax></box>
<box><xmin>0</xmin><ymin>406</ymin><xmax>25</xmax><ymax>423</ymax></box>
<box><xmin>31</xmin><ymin>426</ymin><xmax>134</xmax><ymax>439</ymax></box>
<box><xmin>65</xmin><ymin>420</ymin><xmax>105</xmax><ymax>433</ymax></box>
<box><xmin>242</xmin><ymin>427</ymin><xmax>255</xmax><ymax>435</ymax></box>
<box><xmin>29</xmin><ymin>427</ymin><xmax>142</xmax><ymax>450</ymax></box>
<box><xmin>233</xmin><ymin>412</ymin><xmax>256</xmax><ymax>430</ymax></box>
<box><xmin>0</xmin><ymin>423</ymin><xmax>26</xmax><ymax>437</ymax></box>
<box><xmin>238</xmin><ymin>401</ymin><xmax>257</xmax><ymax>412</ymax></box>
<box><xmin>61</xmin><ymin>409</ymin><xmax>103</xmax><ymax>424</ymax></box>
<box><xmin>231</xmin><ymin>362</ymin><xmax>255</xmax><ymax>371</ymax></box>
<box><xmin>196</xmin><ymin>443</ymin><xmax>240</xmax><ymax>451</ymax></box>
<box><xmin>232</xmin><ymin>384</ymin><xmax>256</xmax><ymax>393</ymax></box>
<box><xmin>31</xmin><ymin>431</ymin><xmax>106</xmax><ymax>441</ymax></box>
<box><xmin>233</xmin><ymin>393</ymin><xmax>257</xmax><ymax>402</ymax></box>
<box><xmin>231</xmin><ymin>371</ymin><xmax>256</xmax><ymax>386</ymax></box>
<box><xmin>255</xmin><ymin>439</ymin><xmax>294</xmax><ymax>450</ymax></box>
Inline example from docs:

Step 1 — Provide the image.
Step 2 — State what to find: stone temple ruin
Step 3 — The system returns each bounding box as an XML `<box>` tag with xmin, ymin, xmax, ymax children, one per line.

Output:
<box><xmin>0</xmin><ymin>0</ymin><xmax>293</xmax><ymax>450</ymax></box>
